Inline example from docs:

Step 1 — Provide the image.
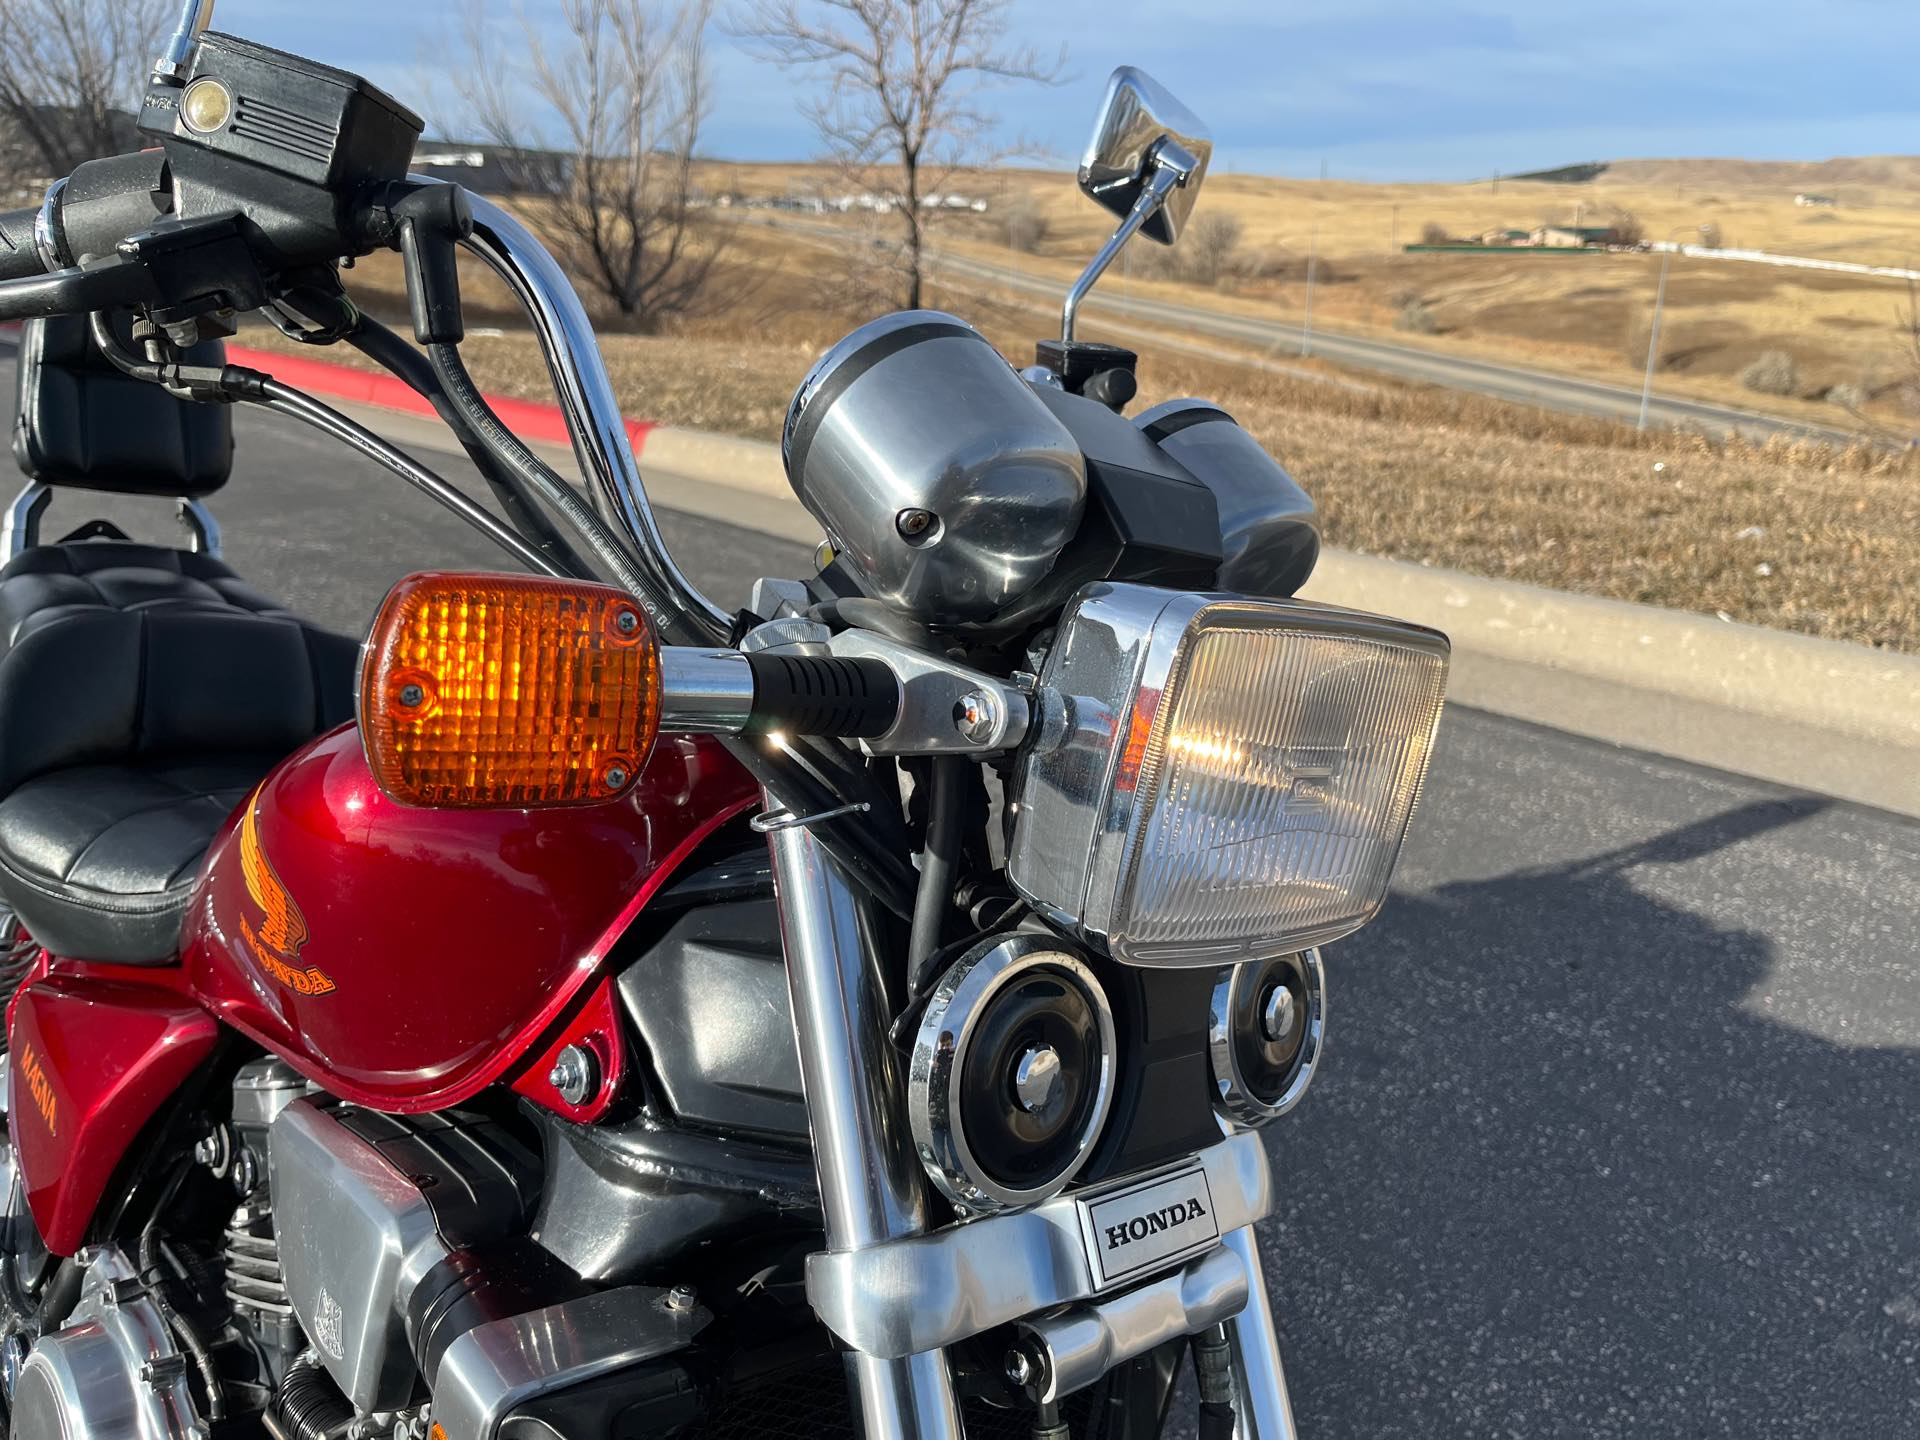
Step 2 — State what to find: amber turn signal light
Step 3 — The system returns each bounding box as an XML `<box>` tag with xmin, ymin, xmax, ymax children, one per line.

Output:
<box><xmin>361</xmin><ymin>572</ymin><xmax>660</xmax><ymax>808</ymax></box>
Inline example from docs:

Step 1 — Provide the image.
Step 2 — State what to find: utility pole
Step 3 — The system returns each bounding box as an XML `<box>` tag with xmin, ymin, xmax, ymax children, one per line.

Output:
<box><xmin>1301</xmin><ymin>221</ymin><xmax>1318</xmax><ymax>356</ymax></box>
<box><xmin>1639</xmin><ymin>225</ymin><xmax>1707</xmax><ymax>430</ymax></box>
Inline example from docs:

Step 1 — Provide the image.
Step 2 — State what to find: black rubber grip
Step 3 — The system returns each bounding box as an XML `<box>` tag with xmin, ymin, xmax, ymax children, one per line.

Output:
<box><xmin>746</xmin><ymin>654</ymin><xmax>899</xmax><ymax>738</ymax></box>
<box><xmin>0</xmin><ymin>209</ymin><xmax>42</xmax><ymax>281</ymax></box>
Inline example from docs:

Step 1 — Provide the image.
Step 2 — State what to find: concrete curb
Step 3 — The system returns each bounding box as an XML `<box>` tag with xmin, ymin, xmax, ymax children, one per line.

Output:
<box><xmin>234</xmin><ymin>344</ymin><xmax>1920</xmax><ymax>816</ymax></box>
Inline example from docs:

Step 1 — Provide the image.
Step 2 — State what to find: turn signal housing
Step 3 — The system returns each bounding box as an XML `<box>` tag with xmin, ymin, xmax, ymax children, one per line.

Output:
<box><xmin>360</xmin><ymin>572</ymin><xmax>660</xmax><ymax>808</ymax></box>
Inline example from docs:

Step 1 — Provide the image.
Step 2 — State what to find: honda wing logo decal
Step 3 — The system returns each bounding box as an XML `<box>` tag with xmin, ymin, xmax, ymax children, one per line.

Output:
<box><xmin>239</xmin><ymin>798</ymin><xmax>335</xmax><ymax>997</ymax></box>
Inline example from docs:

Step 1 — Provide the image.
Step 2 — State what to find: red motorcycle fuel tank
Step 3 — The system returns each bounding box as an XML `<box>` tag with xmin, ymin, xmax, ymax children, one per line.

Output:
<box><xmin>180</xmin><ymin>724</ymin><xmax>758</xmax><ymax>1112</ymax></box>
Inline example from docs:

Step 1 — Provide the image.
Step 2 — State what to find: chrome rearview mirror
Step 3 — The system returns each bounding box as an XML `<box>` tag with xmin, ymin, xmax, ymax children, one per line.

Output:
<box><xmin>1062</xmin><ymin>67</ymin><xmax>1213</xmax><ymax>341</ymax></box>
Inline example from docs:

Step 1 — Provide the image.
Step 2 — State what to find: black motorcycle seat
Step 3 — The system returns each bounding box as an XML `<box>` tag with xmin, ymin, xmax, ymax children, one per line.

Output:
<box><xmin>0</xmin><ymin>542</ymin><xmax>290</xmax><ymax>658</ymax></box>
<box><xmin>0</xmin><ymin>551</ymin><xmax>357</xmax><ymax>964</ymax></box>
<box><xmin>0</xmin><ymin>756</ymin><xmax>291</xmax><ymax>965</ymax></box>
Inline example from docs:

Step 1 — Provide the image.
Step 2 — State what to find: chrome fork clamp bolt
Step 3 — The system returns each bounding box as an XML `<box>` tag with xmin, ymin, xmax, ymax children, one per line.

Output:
<box><xmin>954</xmin><ymin>689</ymin><xmax>1001</xmax><ymax>745</ymax></box>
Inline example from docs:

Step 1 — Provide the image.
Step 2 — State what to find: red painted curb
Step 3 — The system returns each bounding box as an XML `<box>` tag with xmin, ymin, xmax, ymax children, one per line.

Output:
<box><xmin>225</xmin><ymin>343</ymin><xmax>655</xmax><ymax>456</ymax></box>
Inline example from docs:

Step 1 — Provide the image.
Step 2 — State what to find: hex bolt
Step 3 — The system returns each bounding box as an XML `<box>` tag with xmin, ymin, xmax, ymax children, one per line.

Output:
<box><xmin>954</xmin><ymin>689</ymin><xmax>1001</xmax><ymax>745</ymax></box>
<box><xmin>1004</xmin><ymin>1346</ymin><xmax>1036</xmax><ymax>1389</ymax></box>
<box><xmin>1260</xmin><ymin>984</ymin><xmax>1298</xmax><ymax>1045</ymax></box>
<box><xmin>548</xmin><ymin>1044</ymin><xmax>600</xmax><ymax>1105</ymax></box>
<box><xmin>895</xmin><ymin>508</ymin><xmax>936</xmax><ymax>539</ymax></box>
<box><xmin>665</xmin><ymin>1283</ymin><xmax>698</xmax><ymax>1312</ymax></box>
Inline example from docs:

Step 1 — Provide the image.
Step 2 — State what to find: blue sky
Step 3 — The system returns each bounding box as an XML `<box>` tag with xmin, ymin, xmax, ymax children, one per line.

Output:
<box><xmin>236</xmin><ymin>0</ymin><xmax>1920</xmax><ymax>180</ymax></box>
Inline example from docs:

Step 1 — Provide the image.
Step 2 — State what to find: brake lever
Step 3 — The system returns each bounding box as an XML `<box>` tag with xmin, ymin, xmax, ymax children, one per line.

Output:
<box><xmin>0</xmin><ymin>257</ymin><xmax>156</xmax><ymax>322</ymax></box>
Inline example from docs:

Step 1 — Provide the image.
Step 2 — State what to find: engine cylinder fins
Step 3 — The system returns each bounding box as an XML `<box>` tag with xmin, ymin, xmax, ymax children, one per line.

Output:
<box><xmin>1207</xmin><ymin>949</ymin><xmax>1325</xmax><ymax>1126</ymax></box>
<box><xmin>909</xmin><ymin>933</ymin><xmax>1117</xmax><ymax>1213</ymax></box>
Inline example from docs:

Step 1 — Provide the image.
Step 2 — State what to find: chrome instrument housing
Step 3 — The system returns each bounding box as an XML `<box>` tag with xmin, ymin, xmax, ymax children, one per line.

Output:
<box><xmin>782</xmin><ymin>312</ymin><xmax>1087</xmax><ymax>623</ymax></box>
<box><xmin>1135</xmin><ymin>399</ymin><xmax>1320</xmax><ymax>598</ymax></box>
<box><xmin>908</xmin><ymin>933</ymin><xmax>1117</xmax><ymax>1212</ymax></box>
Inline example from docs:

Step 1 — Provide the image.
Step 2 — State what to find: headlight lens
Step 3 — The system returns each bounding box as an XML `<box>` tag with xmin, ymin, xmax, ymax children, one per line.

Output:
<box><xmin>1008</xmin><ymin>583</ymin><xmax>1448</xmax><ymax>965</ymax></box>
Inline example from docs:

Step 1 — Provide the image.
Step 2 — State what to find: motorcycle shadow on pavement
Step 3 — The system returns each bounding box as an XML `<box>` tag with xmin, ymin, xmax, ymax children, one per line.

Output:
<box><xmin>1239</xmin><ymin>794</ymin><xmax>1917</xmax><ymax>1439</ymax></box>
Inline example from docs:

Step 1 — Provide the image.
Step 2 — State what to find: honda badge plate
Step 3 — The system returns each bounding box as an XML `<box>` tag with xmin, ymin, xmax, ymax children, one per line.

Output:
<box><xmin>1078</xmin><ymin>1161</ymin><xmax>1221</xmax><ymax>1290</ymax></box>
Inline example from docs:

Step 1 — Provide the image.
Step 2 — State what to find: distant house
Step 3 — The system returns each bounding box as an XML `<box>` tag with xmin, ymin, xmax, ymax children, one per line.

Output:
<box><xmin>1794</xmin><ymin>192</ymin><xmax>1837</xmax><ymax>208</ymax></box>
<box><xmin>1478</xmin><ymin>228</ymin><xmax>1534</xmax><ymax>246</ymax></box>
<box><xmin>1532</xmin><ymin>224</ymin><xmax>1624</xmax><ymax>248</ymax></box>
<box><xmin>411</xmin><ymin>142</ymin><xmax>572</xmax><ymax>197</ymax></box>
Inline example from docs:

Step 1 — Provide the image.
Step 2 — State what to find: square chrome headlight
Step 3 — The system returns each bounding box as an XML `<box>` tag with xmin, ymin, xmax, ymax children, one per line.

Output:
<box><xmin>1008</xmin><ymin>583</ymin><xmax>1449</xmax><ymax>966</ymax></box>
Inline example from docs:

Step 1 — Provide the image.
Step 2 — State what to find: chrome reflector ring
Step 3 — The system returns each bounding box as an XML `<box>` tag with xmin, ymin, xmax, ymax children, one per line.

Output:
<box><xmin>1208</xmin><ymin>948</ymin><xmax>1325</xmax><ymax>1125</ymax></box>
<box><xmin>909</xmin><ymin>933</ymin><xmax>1117</xmax><ymax>1213</ymax></box>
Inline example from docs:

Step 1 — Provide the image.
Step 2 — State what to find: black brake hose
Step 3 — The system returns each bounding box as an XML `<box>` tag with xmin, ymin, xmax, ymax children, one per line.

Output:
<box><xmin>348</xmin><ymin>318</ymin><xmax>593</xmax><ymax>579</ymax></box>
<box><xmin>86</xmin><ymin>311</ymin><xmax>564</xmax><ymax>577</ymax></box>
<box><xmin>421</xmin><ymin>340</ymin><xmax>702</xmax><ymax>643</ymax></box>
<box><xmin>908</xmin><ymin>756</ymin><xmax>965</xmax><ymax>993</ymax></box>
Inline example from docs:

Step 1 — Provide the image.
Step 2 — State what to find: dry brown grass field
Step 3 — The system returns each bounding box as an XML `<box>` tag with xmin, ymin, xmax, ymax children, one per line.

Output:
<box><xmin>246</xmin><ymin>209</ymin><xmax>1920</xmax><ymax>654</ymax></box>
<box><xmin>701</xmin><ymin>159</ymin><xmax>1920</xmax><ymax>434</ymax></box>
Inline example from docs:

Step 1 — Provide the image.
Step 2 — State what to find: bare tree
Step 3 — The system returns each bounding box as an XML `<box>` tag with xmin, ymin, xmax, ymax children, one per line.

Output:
<box><xmin>0</xmin><ymin>0</ymin><xmax>171</xmax><ymax>198</ymax></box>
<box><xmin>733</xmin><ymin>0</ymin><xmax>1063</xmax><ymax>309</ymax></box>
<box><xmin>998</xmin><ymin>190</ymin><xmax>1046</xmax><ymax>253</ymax></box>
<box><xmin>1181</xmin><ymin>212</ymin><xmax>1242</xmax><ymax>287</ymax></box>
<box><xmin>452</xmin><ymin>0</ymin><xmax>728</xmax><ymax>329</ymax></box>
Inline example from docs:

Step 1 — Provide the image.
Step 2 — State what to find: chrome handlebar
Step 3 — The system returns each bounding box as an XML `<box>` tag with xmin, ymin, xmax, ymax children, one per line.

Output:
<box><xmin>456</xmin><ymin>189</ymin><xmax>733</xmax><ymax>644</ymax></box>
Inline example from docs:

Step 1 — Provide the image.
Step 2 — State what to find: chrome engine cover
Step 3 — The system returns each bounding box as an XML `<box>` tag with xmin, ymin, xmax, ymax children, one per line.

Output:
<box><xmin>10</xmin><ymin>1245</ymin><xmax>207</xmax><ymax>1440</ymax></box>
<box><xmin>269</xmin><ymin>1097</ymin><xmax>539</xmax><ymax>1413</ymax></box>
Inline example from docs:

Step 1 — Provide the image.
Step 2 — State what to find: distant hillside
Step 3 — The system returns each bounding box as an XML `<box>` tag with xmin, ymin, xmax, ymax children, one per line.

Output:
<box><xmin>1516</xmin><ymin>156</ymin><xmax>1920</xmax><ymax>194</ymax></box>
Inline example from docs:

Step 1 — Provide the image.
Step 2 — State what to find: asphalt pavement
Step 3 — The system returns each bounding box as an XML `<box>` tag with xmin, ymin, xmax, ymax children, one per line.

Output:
<box><xmin>10</xmin><ymin>368</ymin><xmax>1920</xmax><ymax>1436</ymax></box>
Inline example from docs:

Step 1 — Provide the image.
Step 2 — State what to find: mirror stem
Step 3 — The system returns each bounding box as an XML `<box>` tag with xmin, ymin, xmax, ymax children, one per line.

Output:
<box><xmin>1062</xmin><ymin>140</ymin><xmax>1196</xmax><ymax>342</ymax></box>
<box><xmin>153</xmin><ymin>0</ymin><xmax>216</xmax><ymax>84</ymax></box>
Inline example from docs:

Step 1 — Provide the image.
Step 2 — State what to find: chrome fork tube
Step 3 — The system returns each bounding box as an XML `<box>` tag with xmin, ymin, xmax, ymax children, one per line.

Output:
<box><xmin>456</xmin><ymin>191</ymin><xmax>732</xmax><ymax>643</ymax></box>
<box><xmin>764</xmin><ymin>791</ymin><xmax>963</xmax><ymax>1440</ymax></box>
<box><xmin>1221</xmin><ymin>1227</ymin><xmax>1299</xmax><ymax>1440</ymax></box>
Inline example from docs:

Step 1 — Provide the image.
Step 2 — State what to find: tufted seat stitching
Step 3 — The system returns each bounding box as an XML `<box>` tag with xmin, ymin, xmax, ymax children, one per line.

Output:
<box><xmin>0</xmin><ymin>547</ymin><xmax>358</xmax><ymax>962</ymax></box>
<box><xmin>60</xmin><ymin>785</ymin><xmax>235</xmax><ymax>887</ymax></box>
<box><xmin>0</xmin><ymin>846</ymin><xmax>191</xmax><ymax>919</ymax></box>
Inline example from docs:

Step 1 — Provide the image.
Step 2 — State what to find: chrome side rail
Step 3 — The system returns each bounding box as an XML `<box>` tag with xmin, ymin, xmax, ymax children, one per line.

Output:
<box><xmin>806</xmin><ymin>1130</ymin><xmax>1274</xmax><ymax>1359</ymax></box>
<box><xmin>1</xmin><ymin>484</ymin><xmax>49</xmax><ymax>560</ymax></box>
<box><xmin>177</xmin><ymin>497</ymin><xmax>220</xmax><ymax>555</ymax></box>
<box><xmin>764</xmin><ymin>789</ymin><xmax>962</xmax><ymax>1440</ymax></box>
<box><xmin>455</xmin><ymin>189</ymin><xmax>732</xmax><ymax>643</ymax></box>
